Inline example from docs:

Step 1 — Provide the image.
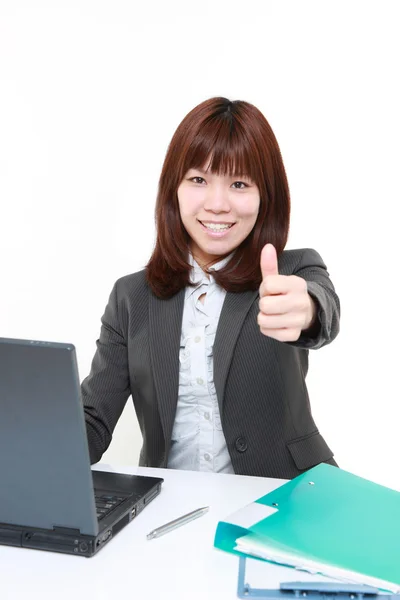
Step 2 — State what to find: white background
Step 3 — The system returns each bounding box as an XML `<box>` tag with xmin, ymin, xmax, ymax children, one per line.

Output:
<box><xmin>1</xmin><ymin>1</ymin><xmax>399</xmax><ymax>489</ymax></box>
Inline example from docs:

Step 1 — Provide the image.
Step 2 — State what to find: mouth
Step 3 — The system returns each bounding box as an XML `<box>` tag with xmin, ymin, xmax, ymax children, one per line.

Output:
<box><xmin>197</xmin><ymin>220</ymin><xmax>236</xmax><ymax>237</ymax></box>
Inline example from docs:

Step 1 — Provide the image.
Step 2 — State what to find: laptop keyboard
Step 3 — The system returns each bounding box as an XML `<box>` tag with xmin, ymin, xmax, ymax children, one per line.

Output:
<box><xmin>94</xmin><ymin>493</ymin><xmax>126</xmax><ymax>521</ymax></box>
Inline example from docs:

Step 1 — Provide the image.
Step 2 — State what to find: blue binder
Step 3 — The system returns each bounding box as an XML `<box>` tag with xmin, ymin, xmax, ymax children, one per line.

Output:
<box><xmin>215</xmin><ymin>464</ymin><xmax>400</xmax><ymax>592</ymax></box>
<box><xmin>237</xmin><ymin>557</ymin><xmax>400</xmax><ymax>600</ymax></box>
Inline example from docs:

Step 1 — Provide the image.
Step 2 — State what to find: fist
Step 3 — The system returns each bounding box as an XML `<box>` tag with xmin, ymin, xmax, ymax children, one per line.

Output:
<box><xmin>258</xmin><ymin>244</ymin><xmax>316</xmax><ymax>342</ymax></box>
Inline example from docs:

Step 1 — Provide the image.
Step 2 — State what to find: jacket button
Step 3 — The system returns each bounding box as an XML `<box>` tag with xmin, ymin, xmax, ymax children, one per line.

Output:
<box><xmin>235</xmin><ymin>437</ymin><xmax>248</xmax><ymax>452</ymax></box>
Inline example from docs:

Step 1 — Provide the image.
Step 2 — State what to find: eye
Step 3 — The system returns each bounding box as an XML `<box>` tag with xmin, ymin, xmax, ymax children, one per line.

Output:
<box><xmin>231</xmin><ymin>181</ymin><xmax>248</xmax><ymax>189</ymax></box>
<box><xmin>189</xmin><ymin>176</ymin><xmax>206</xmax><ymax>184</ymax></box>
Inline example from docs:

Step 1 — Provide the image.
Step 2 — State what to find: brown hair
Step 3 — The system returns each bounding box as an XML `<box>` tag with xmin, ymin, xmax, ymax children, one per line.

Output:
<box><xmin>146</xmin><ymin>97</ymin><xmax>290</xmax><ymax>298</ymax></box>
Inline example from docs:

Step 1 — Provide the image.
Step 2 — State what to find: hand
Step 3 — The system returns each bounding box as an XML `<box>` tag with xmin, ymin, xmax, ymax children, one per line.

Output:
<box><xmin>258</xmin><ymin>244</ymin><xmax>317</xmax><ymax>342</ymax></box>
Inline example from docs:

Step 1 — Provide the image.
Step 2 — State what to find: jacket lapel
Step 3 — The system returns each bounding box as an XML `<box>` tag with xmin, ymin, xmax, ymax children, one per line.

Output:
<box><xmin>149</xmin><ymin>286</ymin><xmax>258</xmax><ymax>443</ymax></box>
<box><xmin>148</xmin><ymin>288</ymin><xmax>185</xmax><ymax>446</ymax></box>
<box><xmin>213</xmin><ymin>290</ymin><xmax>259</xmax><ymax>415</ymax></box>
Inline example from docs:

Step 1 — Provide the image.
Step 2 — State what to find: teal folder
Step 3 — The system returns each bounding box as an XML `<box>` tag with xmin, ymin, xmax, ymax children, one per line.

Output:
<box><xmin>214</xmin><ymin>464</ymin><xmax>400</xmax><ymax>592</ymax></box>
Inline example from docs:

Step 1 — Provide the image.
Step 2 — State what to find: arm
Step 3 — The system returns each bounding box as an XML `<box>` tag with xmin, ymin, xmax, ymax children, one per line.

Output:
<box><xmin>258</xmin><ymin>246</ymin><xmax>340</xmax><ymax>350</ymax></box>
<box><xmin>81</xmin><ymin>280</ymin><xmax>131</xmax><ymax>464</ymax></box>
<box><xmin>292</xmin><ymin>248</ymin><xmax>341</xmax><ymax>349</ymax></box>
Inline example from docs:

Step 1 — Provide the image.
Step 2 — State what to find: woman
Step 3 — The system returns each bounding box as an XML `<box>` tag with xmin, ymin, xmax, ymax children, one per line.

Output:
<box><xmin>82</xmin><ymin>97</ymin><xmax>340</xmax><ymax>479</ymax></box>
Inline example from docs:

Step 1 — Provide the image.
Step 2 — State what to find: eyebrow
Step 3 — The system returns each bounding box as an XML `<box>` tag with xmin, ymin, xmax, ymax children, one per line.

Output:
<box><xmin>188</xmin><ymin>167</ymin><xmax>250</xmax><ymax>179</ymax></box>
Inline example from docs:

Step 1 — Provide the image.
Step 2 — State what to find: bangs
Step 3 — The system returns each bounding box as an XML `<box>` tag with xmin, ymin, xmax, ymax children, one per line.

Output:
<box><xmin>182</xmin><ymin>114</ymin><xmax>262</xmax><ymax>184</ymax></box>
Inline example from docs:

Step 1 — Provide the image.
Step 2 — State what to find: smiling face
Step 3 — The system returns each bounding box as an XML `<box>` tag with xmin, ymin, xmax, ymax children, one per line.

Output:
<box><xmin>177</xmin><ymin>167</ymin><xmax>261</xmax><ymax>267</ymax></box>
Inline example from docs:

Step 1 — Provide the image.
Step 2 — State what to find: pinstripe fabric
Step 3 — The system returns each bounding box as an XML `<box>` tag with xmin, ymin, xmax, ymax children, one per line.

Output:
<box><xmin>82</xmin><ymin>247</ymin><xmax>340</xmax><ymax>479</ymax></box>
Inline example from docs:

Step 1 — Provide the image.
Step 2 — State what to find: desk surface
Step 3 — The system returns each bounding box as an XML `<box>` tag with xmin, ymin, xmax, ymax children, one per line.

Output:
<box><xmin>0</xmin><ymin>465</ymin><xmax>330</xmax><ymax>600</ymax></box>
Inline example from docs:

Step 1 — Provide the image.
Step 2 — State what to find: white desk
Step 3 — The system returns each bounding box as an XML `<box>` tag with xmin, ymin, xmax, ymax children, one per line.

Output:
<box><xmin>0</xmin><ymin>466</ymin><xmax>329</xmax><ymax>600</ymax></box>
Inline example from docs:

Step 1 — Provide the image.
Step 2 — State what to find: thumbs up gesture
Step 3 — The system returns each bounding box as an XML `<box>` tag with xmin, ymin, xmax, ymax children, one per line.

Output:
<box><xmin>258</xmin><ymin>244</ymin><xmax>317</xmax><ymax>342</ymax></box>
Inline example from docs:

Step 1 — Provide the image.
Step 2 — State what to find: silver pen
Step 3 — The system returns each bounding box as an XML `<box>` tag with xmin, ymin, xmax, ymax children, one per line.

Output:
<box><xmin>146</xmin><ymin>506</ymin><xmax>209</xmax><ymax>540</ymax></box>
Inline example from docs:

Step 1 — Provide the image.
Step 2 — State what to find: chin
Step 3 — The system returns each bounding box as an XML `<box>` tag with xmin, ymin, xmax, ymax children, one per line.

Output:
<box><xmin>203</xmin><ymin>244</ymin><xmax>233</xmax><ymax>255</ymax></box>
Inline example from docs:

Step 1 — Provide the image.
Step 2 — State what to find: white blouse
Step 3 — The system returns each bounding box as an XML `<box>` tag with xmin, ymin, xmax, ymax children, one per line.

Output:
<box><xmin>167</xmin><ymin>254</ymin><xmax>235</xmax><ymax>473</ymax></box>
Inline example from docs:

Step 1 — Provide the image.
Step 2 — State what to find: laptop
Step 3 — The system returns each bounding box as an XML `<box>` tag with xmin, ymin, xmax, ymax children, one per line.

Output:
<box><xmin>0</xmin><ymin>337</ymin><xmax>164</xmax><ymax>557</ymax></box>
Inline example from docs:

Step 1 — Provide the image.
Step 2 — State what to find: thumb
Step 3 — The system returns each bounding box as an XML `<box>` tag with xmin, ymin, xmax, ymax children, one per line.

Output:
<box><xmin>260</xmin><ymin>243</ymin><xmax>279</xmax><ymax>279</ymax></box>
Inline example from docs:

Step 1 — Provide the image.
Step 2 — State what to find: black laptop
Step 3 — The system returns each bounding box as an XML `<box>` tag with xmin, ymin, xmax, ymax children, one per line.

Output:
<box><xmin>0</xmin><ymin>337</ymin><xmax>163</xmax><ymax>557</ymax></box>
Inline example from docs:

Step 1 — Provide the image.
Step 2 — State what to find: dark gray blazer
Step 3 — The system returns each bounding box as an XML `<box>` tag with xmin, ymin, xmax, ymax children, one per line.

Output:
<box><xmin>82</xmin><ymin>248</ymin><xmax>340</xmax><ymax>479</ymax></box>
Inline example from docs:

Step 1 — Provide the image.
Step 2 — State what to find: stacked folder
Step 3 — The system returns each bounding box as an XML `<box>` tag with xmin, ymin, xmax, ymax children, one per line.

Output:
<box><xmin>214</xmin><ymin>463</ymin><xmax>400</xmax><ymax>592</ymax></box>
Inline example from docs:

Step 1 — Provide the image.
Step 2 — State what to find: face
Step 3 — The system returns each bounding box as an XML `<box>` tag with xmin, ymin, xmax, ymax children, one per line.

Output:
<box><xmin>177</xmin><ymin>167</ymin><xmax>260</xmax><ymax>267</ymax></box>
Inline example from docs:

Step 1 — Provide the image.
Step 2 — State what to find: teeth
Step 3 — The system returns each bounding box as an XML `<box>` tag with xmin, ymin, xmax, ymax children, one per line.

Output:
<box><xmin>202</xmin><ymin>222</ymin><xmax>232</xmax><ymax>231</ymax></box>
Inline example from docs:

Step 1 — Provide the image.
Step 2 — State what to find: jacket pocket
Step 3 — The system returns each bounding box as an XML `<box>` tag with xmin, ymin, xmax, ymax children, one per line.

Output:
<box><xmin>286</xmin><ymin>431</ymin><xmax>334</xmax><ymax>471</ymax></box>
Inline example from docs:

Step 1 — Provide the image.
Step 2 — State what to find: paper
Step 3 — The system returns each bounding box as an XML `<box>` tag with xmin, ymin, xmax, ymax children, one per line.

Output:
<box><xmin>238</xmin><ymin>553</ymin><xmax>345</xmax><ymax>590</ymax></box>
<box><xmin>235</xmin><ymin>533</ymin><xmax>400</xmax><ymax>593</ymax></box>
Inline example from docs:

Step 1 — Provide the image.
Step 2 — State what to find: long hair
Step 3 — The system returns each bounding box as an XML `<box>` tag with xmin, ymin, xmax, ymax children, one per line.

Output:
<box><xmin>146</xmin><ymin>97</ymin><xmax>290</xmax><ymax>298</ymax></box>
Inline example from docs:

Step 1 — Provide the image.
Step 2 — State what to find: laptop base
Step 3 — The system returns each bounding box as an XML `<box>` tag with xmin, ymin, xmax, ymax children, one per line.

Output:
<box><xmin>0</xmin><ymin>476</ymin><xmax>163</xmax><ymax>557</ymax></box>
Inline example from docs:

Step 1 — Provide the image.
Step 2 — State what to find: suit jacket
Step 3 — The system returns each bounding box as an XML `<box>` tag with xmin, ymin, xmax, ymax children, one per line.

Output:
<box><xmin>82</xmin><ymin>248</ymin><xmax>340</xmax><ymax>479</ymax></box>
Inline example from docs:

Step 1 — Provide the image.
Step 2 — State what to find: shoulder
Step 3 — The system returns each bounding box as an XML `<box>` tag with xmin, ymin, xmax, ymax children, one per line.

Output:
<box><xmin>114</xmin><ymin>269</ymin><xmax>147</xmax><ymax>291</ymax></box>
<box><xmin>278</xmin><ymin>248</ymin><xmax>327</xmax><ymax>275</ymax></box>
<box><xmin>111</xmin><ymin>269</ymin><xmax>149</xmax><ymax>306</ymax></box>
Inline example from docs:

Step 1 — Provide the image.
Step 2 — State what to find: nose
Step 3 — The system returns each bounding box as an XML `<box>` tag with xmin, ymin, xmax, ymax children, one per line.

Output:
<box><xmin>203</xmin><ymin>183</ymin><xmax>230</xmax><ymax>213</ymax></box>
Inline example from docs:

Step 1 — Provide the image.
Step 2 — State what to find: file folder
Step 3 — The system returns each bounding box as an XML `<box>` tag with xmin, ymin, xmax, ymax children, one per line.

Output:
<box><xmin>214</xmin><ymin>464</ymin><xmax>400</xmax><ymax>592</ymax></box>
<box><xmin>236</xmin><ymin>556</ymin><xmax>400</xmax><ymax>600</ymax></box>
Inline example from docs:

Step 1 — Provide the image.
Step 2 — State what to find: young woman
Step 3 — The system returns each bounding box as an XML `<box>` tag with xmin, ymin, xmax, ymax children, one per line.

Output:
<box><xmin>82</xmin><ymin>97</ymin><xmax>340</xmax><ymax>479</ymax></box>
